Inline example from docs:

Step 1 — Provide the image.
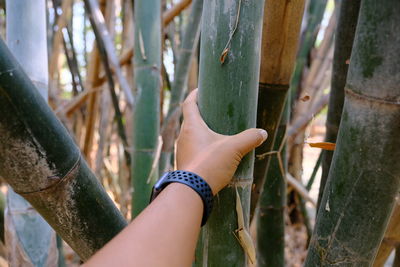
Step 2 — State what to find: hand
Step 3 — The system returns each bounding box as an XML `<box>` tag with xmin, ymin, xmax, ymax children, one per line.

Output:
<box><xmin>176</xmin><ymin>89</ymin><xmax>268</xmax><ymax>195</ymax></box>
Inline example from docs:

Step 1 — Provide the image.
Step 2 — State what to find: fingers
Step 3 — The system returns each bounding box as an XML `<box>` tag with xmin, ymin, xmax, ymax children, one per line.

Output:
<box><xmin>182</xmin><ymin>89</ymin><xmax>208</xmax><ymax>128</ymax></box>
<box><xmin>230</xmin><ymin>128</ymin><xmax>268</xmax><ymax>156</ymax></box>
<box><xmin>182</xmin><ymin>89</ymin><xmax>200</xmax><ymax>120</ymax></box>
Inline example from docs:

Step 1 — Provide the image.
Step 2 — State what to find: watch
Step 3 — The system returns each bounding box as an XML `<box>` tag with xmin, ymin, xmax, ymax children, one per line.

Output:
<box><xmin>150</xmin><ymin>170</ymin><xmax>214</xmax><ymax>226</ymax></box>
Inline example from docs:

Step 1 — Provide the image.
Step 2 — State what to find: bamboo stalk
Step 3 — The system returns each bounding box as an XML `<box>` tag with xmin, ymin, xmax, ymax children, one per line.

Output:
<box><xmin>4</xmin><ymin>1</ymin><xmax>58</xmax><ymax>265</ymax></box>
<box><xmin>251</xmin><ymin>0</ymin><xmax>306</xmax><ymax>220</ymax></box>
<box><xmin>84</xmin><ymin>0</ymin><xmax>134</xmax><ymax>107</ymax></box>
<box><xmin>251</xmin><ymin>1</ymin><xmax>306</xmax><ymax>264</ymax></box>
<box><xmin>83</xmin><ymin>46</ymin><xmax>101</xmax><ymax>160</ymax></box>
<box><xmin>196</xmin><ymin>0</ymin><xmax>265</xmax><ymax>265</ymax></box>
<box><xmin>289</xmin><ymin>0</ymin><xmax>328</xmax><ymax>98</ymax></box>
<box><xmin>159</xmin><ymin>0</ymin><xmax>203</xmax><ymax>174</ymax></box>
<box><xmin>373</xmin><ymin>204</ymin><xmax>400</xmax><ymax>267</ymax></box>
<box><xmin>305</xmin><ymin>0</ymin><xmax>400</xmax><ymax>264</ymax></box>
<box><xmin>49</xmin><ymin>0</ymin><xmax>73</xmax><ymax>82</ymax></box>
<box><xmin>0</xmin><ymin>38</ymin><xmax>127</xmax><ymax>260</ymax></box>
<box><xmin>256</xmin><ymin>101</ymin><xmax>289</xmax><ymax>266</ymax></box>
<box><xmin>131</xmin><ymin>0</ymin><xmax>162</xmax><ymax>217</ymax></box>
<box><xmin>85</xmin><ymin>0</ymin><xmax>132</xmax><ymax>166</ymax></box>
<box><xmin>83</xmin><ymin>0</ymin><xmax>116</xmax><ymax>165</ymax></box>
<box><xmin>62</xmin><ymin>25</ymin><xmax>85</xmax><ymax>94</ymax></box>
<box><xmin>318</xmin><ymin>0</ymin><xmax>361</xmax><ymax>210</ymax></box>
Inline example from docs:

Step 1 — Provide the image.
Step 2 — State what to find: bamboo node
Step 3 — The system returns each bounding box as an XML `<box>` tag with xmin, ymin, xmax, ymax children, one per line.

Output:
<box><xmin>345</xmin><ymin>87</ymin><xmax>400</xmax><ymax>106</ymax></box>
<box><xmin>16</xmin><ymin>155</ymin><xmax>81</xmax><ymax>195</ymax></box>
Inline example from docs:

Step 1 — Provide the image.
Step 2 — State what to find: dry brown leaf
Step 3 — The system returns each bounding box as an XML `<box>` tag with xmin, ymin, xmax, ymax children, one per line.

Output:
<box><xmin>308</xmin><ymin>142</ymin><xmax>336</xmax><ymax>150</ymax></box>
<box><xmin>234</xmin><ymin>188</ymin><xmax>256</xmax><ymax>264</ymax></box>
<box><xmin>220</xmin><ymin>48</ymin><xmax>229</xmax><ymax>64</ymax></box>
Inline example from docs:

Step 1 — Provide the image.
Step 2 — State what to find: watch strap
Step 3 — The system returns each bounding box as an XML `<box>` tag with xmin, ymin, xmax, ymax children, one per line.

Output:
<box><xmin>150</xmin><ymin>170</ymin><xmax>213</xmax><ymax>226</ymax></box>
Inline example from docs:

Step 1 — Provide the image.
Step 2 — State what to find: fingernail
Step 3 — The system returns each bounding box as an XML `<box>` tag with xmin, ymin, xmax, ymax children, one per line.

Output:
<box><xmin>258</xmin><ymin>129</ymin><xmax>268</xmax><ymax>145</ymax></box>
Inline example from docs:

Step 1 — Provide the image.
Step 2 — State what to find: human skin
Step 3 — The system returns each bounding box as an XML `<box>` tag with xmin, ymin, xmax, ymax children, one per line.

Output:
<box><xmin>84</xmin><ymin>89</ymin><xmax>268</xmax><ymax>267</ymax></box>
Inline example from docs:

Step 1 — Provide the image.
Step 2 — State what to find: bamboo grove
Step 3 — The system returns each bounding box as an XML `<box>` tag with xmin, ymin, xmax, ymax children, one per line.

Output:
<box><xmin>0</xmin><ymin>0</ymin><xmax>398</xmax><ymax>266</ymax></box>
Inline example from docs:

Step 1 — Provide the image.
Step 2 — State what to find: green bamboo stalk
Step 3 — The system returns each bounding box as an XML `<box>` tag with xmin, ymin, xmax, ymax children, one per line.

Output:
<box><xmin>289</xmin><ymin>0</ymin><xmax>327</xmax><ymax>99</ymax></box>
<box><xmin>4</xmin><ymin>1</ymin><xmax>58</xmax><ymax>265</ymax></box>
<box><xmin>251</xmin><ymin>0</ymin><xmax>306</xmax><ymax>219</ymax></box>
<box><xmin>196</xmin><ymin>0</ymin><xmax>265</xmax><ymax>265</ymax></box>
<box><xmin>257</xmin><ymin>98</ymin><xmax>289</xmax><ymax>266</ymax></box>
<box><xmin>159</xmin><ymin>0</ymin><xmax>203</xmax><ymax>174</ymax></box>
<box><xmin>131</xmin><ymin>0</ymin><xmax>162</xmax><ymax>217</ymax></box>
<box><xmin>0</xmin><ymin>38</ymin><xmax>127</xmax><ymax>261</ymax></box>
<box><xmin>305</xmin><ymin>0</ymin><xmax>400</xmax><ymax>265</ymax></box>
<box><xmin>317</xmin><ymin>0</ymin><xmax>361</xmax><ymax>211</ymax></box>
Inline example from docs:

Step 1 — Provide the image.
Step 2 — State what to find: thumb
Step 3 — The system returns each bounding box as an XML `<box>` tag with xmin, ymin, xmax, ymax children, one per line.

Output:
<box><xmin>229</xmin><ymin>128</ymin><xmax>268</xmax><ymax>156</ymax></box>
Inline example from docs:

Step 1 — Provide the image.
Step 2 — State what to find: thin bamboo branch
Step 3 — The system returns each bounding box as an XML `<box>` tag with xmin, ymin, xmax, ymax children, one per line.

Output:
<box><xmin>286</xmin><ymin>173</ymin><xmax>316</xmax><ymax>206</ymax></box>
<box><xmin>159</xmin><ymin>0</ymin><xmax>203</xmax><ymax>174</ymax></box>
<box><xmin>83</xmin><ymin>46</ymin><xmax>101</xmax><ymax>160</ymax></box>
<box><xmin>84</xmin><ymin>0</ymin><xmax>134</xmax><ymax>107</ymax></box>
<box><xmin>287</xmin><ymin>93</ymin><xmax>329</xmax><ymax>137</ymax></box>
<box><xmin>84</xmin><ymin>0</ymin><xmax>132</xmax><ymax>166</ymax></box>
<box><xmin>306</xmin><ymin>150</ymin><xmax>323</xmax><ymax>191</ymax></box>
<box><xmin>163</xmin><ymin>0</ymin><xmax>192</xmax><ymax>27</ymax></box>
<box><xmin>49</xmin><ymin>0</ymin><xmax>73</xmax><ymax>81</ymax></box>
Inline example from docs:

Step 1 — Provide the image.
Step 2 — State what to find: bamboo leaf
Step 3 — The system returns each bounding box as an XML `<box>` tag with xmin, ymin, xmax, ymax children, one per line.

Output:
<box><xmin>307</xmin><ymin>142</ymin><xmax>336</xmax><ymax>150</ymax></box>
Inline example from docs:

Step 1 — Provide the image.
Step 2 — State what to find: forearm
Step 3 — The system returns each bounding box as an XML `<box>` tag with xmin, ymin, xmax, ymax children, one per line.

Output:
<box><xmin>84</xmin><ymin>183</ymin><xmax>203</xmax><ymax>267</ymax></box>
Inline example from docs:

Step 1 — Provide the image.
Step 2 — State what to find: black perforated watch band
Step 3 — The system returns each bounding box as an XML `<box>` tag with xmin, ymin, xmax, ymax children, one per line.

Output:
<box><xmin>150</xmin><ymin>170</ymin><xmax>214</xmax><ymax>226</ymax></box>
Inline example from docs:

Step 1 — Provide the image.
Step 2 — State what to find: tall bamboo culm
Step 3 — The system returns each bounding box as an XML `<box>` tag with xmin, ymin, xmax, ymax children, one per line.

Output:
<box><xmin>196</xmin><ymin>0</ymin><xmax>265</xmax><ymax>266</ymax></box>
<box><xmin>257</xmin><ymin>98</ymin><xmax>289</xmax><ymax>266</ymax></box>
<box><xmin>159</xmin><ymin>0</ymin><xmax>203</xmax><ymax>174</ymax></box>
<box><xmin>131</xmin><ymin>0</ymin><xmax>162</xmax><ymax>217</ymax></box>
<box><xmin>289</xmin><ymin>0</ymin><xmax>327</xmax><ymax>99</ymax></box>
<box><xmin>0</xmin><ymin>38</ymin><xmax>127</xmax><ymax>261</ymax></box>
<box><xmin>4</xmin><ymin>1</ymin><xmax>58</xmax><ymax>265</ymax></box>
<box><xmin>317</xmin><ymin>0</ymin><xmax>361</xmax><ymax>210</ymax></box>
<box><xmin>251</xmin><ymin>0</ymin><xmax>305</xmax><ymax>216</ymax></box>
<box><xmin>252</xmin><ymin>1</ymin><xmax>305</xmax><ymax>266</ymax></box>
<box><xmin>305</xmin><ymin>0</ymin><xmax>400</xmax><ymax>265</ymax></box>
